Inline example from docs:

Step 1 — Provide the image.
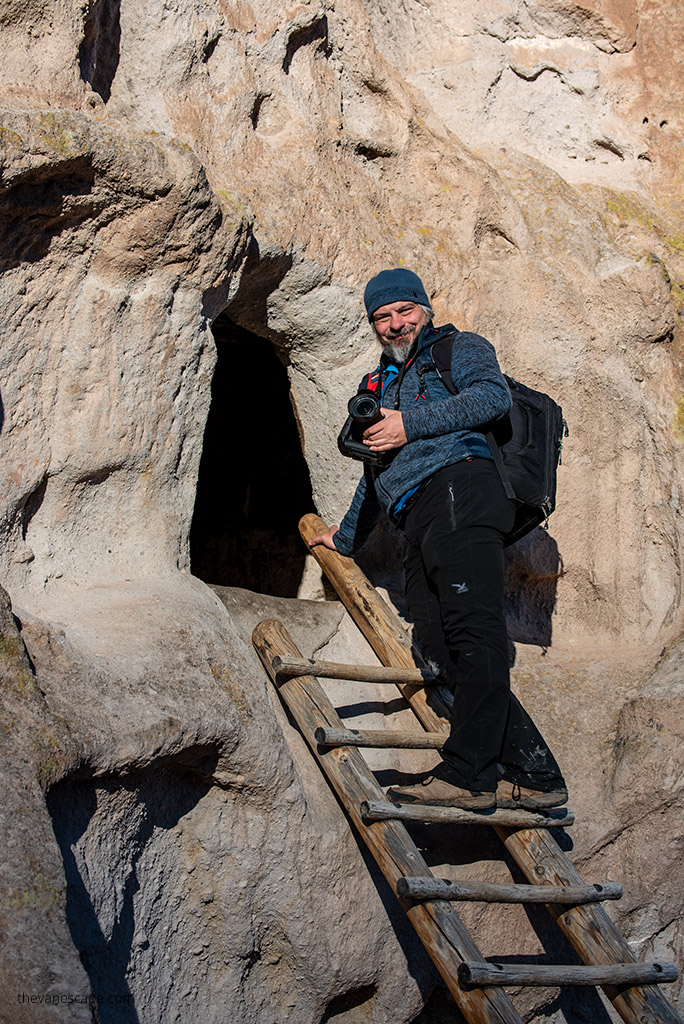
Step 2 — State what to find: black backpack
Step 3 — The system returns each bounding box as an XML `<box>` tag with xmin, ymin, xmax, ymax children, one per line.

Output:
<box><xmin>431</xmin><ymin>333</ymin><xmax>568</xmax><ymax>547</ymax></box>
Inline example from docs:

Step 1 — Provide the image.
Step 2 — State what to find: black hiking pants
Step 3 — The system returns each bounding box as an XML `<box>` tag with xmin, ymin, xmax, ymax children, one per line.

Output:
<box><xmin>402</xmin><ymin>459</ymin><xmax>565</xmax><ymax>794</ymax></box>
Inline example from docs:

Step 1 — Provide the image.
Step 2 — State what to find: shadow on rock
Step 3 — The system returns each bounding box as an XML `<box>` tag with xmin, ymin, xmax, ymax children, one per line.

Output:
<box><xmin>505</xmin><ymin>528</ymin><xmax>563</xmax><ymax>655</ymax></box>
<box><xmin>47</xmin><ymin>752</ymin><xmax>219</xmax><ymax>1024</ymax></box>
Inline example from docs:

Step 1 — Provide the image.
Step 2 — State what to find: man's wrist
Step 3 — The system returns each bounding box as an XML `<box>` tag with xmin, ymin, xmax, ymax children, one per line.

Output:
<box><xmin>331</xmin><ymin>529</ymin><xmax>353</xmax><ymax>555</ymax></box>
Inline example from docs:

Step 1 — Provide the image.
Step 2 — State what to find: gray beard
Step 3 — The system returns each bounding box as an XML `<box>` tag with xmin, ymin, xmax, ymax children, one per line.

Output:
<box><xmin>384</xmin><ymin>338</ymin><xmax>414</xmax><ymax>364</ymax></box>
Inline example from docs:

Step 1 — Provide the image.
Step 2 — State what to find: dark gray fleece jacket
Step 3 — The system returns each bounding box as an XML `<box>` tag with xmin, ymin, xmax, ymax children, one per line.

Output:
<box><xmin>333</xmin><ymin>322</ymin><xmax>511</xmax><ymax>555</ymax></box>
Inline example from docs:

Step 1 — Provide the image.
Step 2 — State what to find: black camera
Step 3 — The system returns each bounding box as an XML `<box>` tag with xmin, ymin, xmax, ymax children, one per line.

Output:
<box><xmin>337</xmin><ymin>389</ymin><xmax>391</xmax><ymax>466</ymax></box>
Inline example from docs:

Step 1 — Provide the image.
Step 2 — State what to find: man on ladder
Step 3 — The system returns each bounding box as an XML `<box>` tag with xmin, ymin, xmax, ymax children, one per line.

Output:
<box><xmin>310</xmin><ymin>268</ymin><xmax>567</xmax><ymax>813</ymax></box>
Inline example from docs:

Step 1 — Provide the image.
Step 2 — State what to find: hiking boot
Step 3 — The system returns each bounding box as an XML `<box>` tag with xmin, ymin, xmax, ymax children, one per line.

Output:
<box><xmin>496</xmin><ymin>779</ymin><xmax>568</xmax><ymax>810</ymax></box>
<box><xmin>387</xmin><ymin>773</ymin><xmax>496</xmax><ymax>811</ymax></box>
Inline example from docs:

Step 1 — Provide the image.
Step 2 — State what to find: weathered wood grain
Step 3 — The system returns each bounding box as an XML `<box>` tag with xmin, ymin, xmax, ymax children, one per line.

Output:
<box><xmin>253</xmin><ymin>618</ymin><xmax>524</xmax><ymax>1024</ymax></box>
<box><xmin>494</xmin><ymin>825</ymin><xmax>683</xmax><ymax>1023</ymax></box>
<box><xmin>397</xmin><ymin>877</ymin><xmax>622</xmax><ymax>904</ymax></box>
<box><xmin>458</xmin><ymin>961</ymin><xmax>678</xmax><ymax>989</ymax></box>
<box><xmin>361</xmin><ymin>799</ymin><xmax>575</xmax><ymax>829</ymax></box>
<box><xmin>271</xmin><ymin>654</ymin><xmax>437</xmax><ymax>685</ymax></box>
<box><xmin>314</xmin><ymin>725</ymin><xmax>445</xmax><ymax>749</ymax></box>
<box><xmin>298</xmin><ymin>514</ymin><xmax>684</xmax><ymax>1024</ymax></box>
<box><xmin>300</xmin><ymin>513</ymin><xmax>452</xmax><ymax>729</ymax></box>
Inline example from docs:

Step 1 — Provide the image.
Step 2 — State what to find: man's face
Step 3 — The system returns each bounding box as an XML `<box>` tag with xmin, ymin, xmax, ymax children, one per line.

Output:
<box><xmin>371</xmin><ymin>300</ymin><xmax>429</xmax><ymax>361</ymax></box>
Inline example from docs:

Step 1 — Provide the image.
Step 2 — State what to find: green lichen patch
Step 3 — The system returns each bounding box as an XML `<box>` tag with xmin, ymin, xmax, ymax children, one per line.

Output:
<box><xmin>0</xmin><ymin>125</ymin><xmax>23</xmax><ymax>151</ymax></box>
<box><xmin>0</xmin><ymin>633</ymin><xmax>21</xmax><ymax>662</ymax></box>
<box><xmin>674</xmin><ymin>394</ymin><xmax>684</xmax><ymax>442</ymax></box>
<box><xmin>36</xmin><ymin>111</ymin><xmax>86</xmax><ymax>160</ymax></box>
<box><xmin>604</xmin><ymin>191</ymin><xmax>684</xmax><ymax>268</ymax></box>
<box><xmin>3</xmin><ymin>871</ymin><xmax>61</xmax><ymax>914</ymax></box>
<box><xmin>35</xmin><ymin>731</ymin><xmax>66</xmax><ymax>788</ymax></box>
<box><xmin>0</xmin><ymin>632</ymin><xmax>41</xmax><ymax>700</ymax></box>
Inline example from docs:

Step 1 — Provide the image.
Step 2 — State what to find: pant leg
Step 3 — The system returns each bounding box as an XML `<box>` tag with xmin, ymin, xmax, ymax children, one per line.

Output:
<box><xmin>403</xmin><ymin>531</ymin><xmax>453</xmax><ymax>684</ymax></box>
<box><xmin>404</xmin><ymin>459</ymin><xmax>563</xmax><ymax>792</ymax></box>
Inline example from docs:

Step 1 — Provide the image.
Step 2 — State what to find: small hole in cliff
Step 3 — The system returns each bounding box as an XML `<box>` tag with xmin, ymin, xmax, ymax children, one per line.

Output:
<box><xmin>203</xmin><ymin>33</ymin><xmax>220</xmax><ymax>62</ymax></box>
<box><xmin>21</xmin><ymin>476</ymin><xmax>48</xmax><ymax>540</ymax></box>
<box><xmin>355</xmin><ymin>142</ymin><xmax>393</xmax><ymax>161</ymax></box>
<box><xmin>594</xmin><ymin>138</ymin><xmax>625</xmax><ymax>160</ymax></box>
<box><xmin>283</xmin><ymin>15</ymin><xmax>330</xmax><ymax>74</ymax></box>
<box><xmin>190</xmin><ymin>316</ymin><xmax>315</xmax><ymax>597</ymax></box>
<box><xmin>250</xmin><ymin>94</ymin><xmax>268</xmax><ymax>130</ymax></box>
<box><xmin>79</xmin><ymin>0</ymin><xmax>121</xmax><ymax>103</ymax></box>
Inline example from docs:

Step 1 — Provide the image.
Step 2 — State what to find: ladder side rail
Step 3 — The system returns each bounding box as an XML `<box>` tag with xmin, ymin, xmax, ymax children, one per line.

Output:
<box><xmin>299</xmin><ymin>514</ymin><xmax>451</xmax><ymax>729</ymax></box>
<box><xmin>495</xmin><ymin>825</ymin><xmax>683</xmax><ymax>1024</ymax></box>
<box><xmin>252</xmin><ymin>618</ymin><xmax>525</xmax><ymax>1024</ymax></box>
<box><xmin>299</xmin><ymin>514</ymin><xmax>683</xmax><ymax>1024</ymax></box>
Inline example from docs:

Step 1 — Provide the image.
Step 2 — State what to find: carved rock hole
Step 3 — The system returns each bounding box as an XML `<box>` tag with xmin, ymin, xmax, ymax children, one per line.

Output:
<box><xmin>190</xmin><ymin>314</ymin><xmax>315</xmax><ymax>596</ymax></box>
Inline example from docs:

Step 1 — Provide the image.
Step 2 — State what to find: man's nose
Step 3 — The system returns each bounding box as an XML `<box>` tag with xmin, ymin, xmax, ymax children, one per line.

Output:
<box><xmin>389</xmin><ymin>311</ymin><xmax>406</xmax><ymax>330</ymax></box>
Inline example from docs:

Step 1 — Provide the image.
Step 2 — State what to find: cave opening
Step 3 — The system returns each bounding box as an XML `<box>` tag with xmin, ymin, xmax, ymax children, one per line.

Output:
<box><xmin>190</xmin><ymin>314</ymin><xmax>315</xmax><ymax>597</ymax></box>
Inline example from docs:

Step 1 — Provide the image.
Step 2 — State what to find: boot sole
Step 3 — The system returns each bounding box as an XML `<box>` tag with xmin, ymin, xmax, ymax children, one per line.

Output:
<box><xmin>497</xmin><ymin>793</ymin><xmax>568</xmax><ymax>811</ymax></box>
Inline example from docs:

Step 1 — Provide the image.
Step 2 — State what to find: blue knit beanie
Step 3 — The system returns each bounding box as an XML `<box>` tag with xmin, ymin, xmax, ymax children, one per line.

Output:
<box><xmin>363</xmin><ymin>268</ymin><xmax>430</xmax><ymax>320</ymax></box>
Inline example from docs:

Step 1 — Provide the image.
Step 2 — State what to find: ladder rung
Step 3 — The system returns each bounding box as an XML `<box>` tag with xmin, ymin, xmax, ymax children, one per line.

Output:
<box><xmin>362</xmin><ymin>799</ymin><xmax>574</xmax><ymax>829</ymax></box>
<box><xmin>272</xmin><ymin>655</ymin><xmax>436</xmax><ymax>686</ymax></box>
<box><xmin>458</xmin><ymin>960</ymin><xmax>678</xmax><ymax>989</ymax></box>
<box><xmin>397</xmin><ymin>876</ymin><xmax>622</xmax><ymax>904</ymax></box>
<box><xmin>314</xmin><ymin>726</ymin><xmax>444</xmax><ymax>749</ymax></box>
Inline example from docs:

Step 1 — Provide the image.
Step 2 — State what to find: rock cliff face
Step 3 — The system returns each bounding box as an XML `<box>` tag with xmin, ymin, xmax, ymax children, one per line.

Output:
<box><xmin>0</xmin><ymin>2</ymin><xmax>682</xmax><ymax>1022</ymax></box>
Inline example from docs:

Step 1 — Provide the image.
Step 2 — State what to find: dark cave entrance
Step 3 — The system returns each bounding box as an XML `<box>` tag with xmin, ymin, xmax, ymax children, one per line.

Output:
<box><xmin>190</xmin><ymin>314</ymin><xmax>315</xmax><ymax>597</ymax></box>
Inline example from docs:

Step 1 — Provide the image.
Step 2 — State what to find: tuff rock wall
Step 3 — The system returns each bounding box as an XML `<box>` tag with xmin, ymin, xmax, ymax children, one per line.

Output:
<box><xmin>0</xmin><ymin>1</ymin><xmax>683</xmax><ymax>1022</ymax></box>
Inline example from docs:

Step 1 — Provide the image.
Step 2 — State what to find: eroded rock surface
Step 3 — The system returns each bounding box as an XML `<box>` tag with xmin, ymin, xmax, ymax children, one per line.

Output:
<box><xmin>3</xmin><ymin>581</ymin><xmax>433</xmax><ymax>1023</ymax></box>
<box><xmin>0</xmin><ymin>1</ymin><xmax>683</xmax><ymax>1022</ymax></box>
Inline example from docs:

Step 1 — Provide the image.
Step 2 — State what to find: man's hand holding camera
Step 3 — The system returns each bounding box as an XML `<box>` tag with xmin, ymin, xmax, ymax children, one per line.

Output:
<box><xmin>337</xmin><ymin>388</ymin><xmax>407</xmax><ymax>465</ymax></box>
<box><xmin>310</xmin><ymin>409</ymin><xmax>406</xmax><ymax>551</ymax></box>
<box><xmin>362</xmin><ymin>409</ymin><xmax>407</xmax><ymax>452</ymax></box>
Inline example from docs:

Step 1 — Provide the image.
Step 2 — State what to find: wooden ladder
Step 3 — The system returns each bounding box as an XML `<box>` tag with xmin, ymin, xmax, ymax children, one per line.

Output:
<box><xmin>251</xmin><ymin>513</ymin><xmax>681</xmax><ymax>1024</ymax></box>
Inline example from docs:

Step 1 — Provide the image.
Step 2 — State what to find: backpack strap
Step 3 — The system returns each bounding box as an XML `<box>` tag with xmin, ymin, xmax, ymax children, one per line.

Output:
<box><xmin>430</xmin><ymin>332</ymin><xmax>516</xmax><ymax>502</ymax></box>
<box><xmin>484</xmin><ymin>429</ymin><xmax>515</xmax><ymax>500</ymax></box>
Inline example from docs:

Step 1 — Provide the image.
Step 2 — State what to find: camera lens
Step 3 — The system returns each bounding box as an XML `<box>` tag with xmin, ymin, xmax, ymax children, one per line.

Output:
<box><xmin>354</xmin><ymin>397</ymin><xmax>376</xmax><ymax>418</ymax></box>
<box><xmin>348</xmin><ymin>390</ymin><xmax>381</xmax><ymax>425</ymax></box>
